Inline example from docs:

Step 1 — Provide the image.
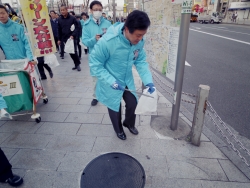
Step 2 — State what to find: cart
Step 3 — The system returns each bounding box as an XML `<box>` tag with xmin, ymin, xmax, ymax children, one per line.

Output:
<box><xmin>0</xmin><ymin>59</ymin><xmax>48</xmax><ymax>123</ymax></box>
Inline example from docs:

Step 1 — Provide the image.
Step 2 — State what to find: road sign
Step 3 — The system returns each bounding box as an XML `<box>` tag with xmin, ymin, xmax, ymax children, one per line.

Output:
<box><xmin>181</xmin><ymin>0</ymin><xmax>192</xmax><ymax>14</ymax></box>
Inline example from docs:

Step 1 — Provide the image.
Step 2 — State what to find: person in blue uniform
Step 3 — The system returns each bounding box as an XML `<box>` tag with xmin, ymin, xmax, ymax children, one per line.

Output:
<box><xmin>89</xmin><ymin>10</ymin><xmax>155</xmax><ymax>140</ymax></box>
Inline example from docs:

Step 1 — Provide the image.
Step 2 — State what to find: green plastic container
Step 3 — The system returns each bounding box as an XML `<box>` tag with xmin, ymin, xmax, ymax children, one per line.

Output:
<box><xmin>0</xmin><ymin>71</ymin><xmax>33</xmax><ymax>113</ymax></box>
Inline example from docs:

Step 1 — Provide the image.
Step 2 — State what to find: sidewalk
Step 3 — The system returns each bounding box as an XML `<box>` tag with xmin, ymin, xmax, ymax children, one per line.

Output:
<box><xmin>0</xmin><ymin>53</ymin><xmax>250</xmax><ymax>188</ymax></box>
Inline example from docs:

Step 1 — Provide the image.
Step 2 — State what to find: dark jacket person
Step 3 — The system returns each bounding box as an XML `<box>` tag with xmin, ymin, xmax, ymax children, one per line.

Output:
<box><xmin>57</xmin><ymin>5</ymin><xmax>81</xmax><ymax>71</ymax></box>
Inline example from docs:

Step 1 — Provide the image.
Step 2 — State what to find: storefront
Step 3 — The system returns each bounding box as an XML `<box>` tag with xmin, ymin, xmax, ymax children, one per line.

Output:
<box><xmin>228</xmin><ymin>2</ymin><xmax>250</xmax><ymax>23</ymax></box>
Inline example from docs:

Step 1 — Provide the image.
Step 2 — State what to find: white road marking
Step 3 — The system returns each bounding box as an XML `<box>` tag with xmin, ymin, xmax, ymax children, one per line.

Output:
<box><xmin>195</xmin><ymin>27</ymin><xmax>201</xmax><ymax>29</ymax></box>
<box><xmin>185</xmin><ymin>61</ymin><xmax>191</xmax><ymax>66</ymax></box>
<box><xmin>190</xmin><ymin>29</ymin><xmax>250</xmax><ymax>45</ymax></box>
<box><xmin>201</xmin><ymin>26</ymin><xmax>250</xmax><ymax>36</ymax></box>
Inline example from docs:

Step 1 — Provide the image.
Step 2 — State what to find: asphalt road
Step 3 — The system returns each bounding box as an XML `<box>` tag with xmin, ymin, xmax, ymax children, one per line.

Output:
<box><xmin>184</xmin><ymin>23</ymin><xmax>250</xmax><ymax>139</ymax></box>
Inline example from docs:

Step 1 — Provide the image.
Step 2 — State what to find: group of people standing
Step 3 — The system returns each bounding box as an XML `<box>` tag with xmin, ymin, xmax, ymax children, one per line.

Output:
<box><xmin>0</xmin><ymin>0</ymin><xmax>156</xmax><ymax>186</ymax></box>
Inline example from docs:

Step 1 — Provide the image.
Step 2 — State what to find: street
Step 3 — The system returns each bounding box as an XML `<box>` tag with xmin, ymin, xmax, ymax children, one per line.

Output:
<box><xmin>184</xmin><ymin>23</ymin><xmax>250</xmax><ymax>139</ymax></box>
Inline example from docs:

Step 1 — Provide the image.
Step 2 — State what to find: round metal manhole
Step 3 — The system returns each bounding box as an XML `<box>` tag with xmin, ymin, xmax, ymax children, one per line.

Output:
<box><xmin>80</xmin><ymin>152</ymin><xmax>146</xmax><ymax>188</ymax></box>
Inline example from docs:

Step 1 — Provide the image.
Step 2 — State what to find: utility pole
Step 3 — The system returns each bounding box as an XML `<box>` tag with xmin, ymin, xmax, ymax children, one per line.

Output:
<box><xmin>112</xmin><ymin>0</ymin><xmax>116</xmax><ymax>23</ymax></box>
<box><xmin>170</xmin><ymin>0</ymin><xmax>192</xmax><ymax>130</ymax></box>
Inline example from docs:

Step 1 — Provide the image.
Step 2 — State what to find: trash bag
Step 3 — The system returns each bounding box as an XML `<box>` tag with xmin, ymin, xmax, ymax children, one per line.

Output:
<box><xmin>135</xmin><ymin>87</ymin><xmax>158</xmax><ymax>115</ymax></box>
<box><xmin>64</xmin><ymin>38</ymin><xmax>75</xmax><ymax>54</ymax></box>
<box><xmin>44</xmin><ymin>54</ymin><xmax>60</xmax><ymax>68</ymax></box>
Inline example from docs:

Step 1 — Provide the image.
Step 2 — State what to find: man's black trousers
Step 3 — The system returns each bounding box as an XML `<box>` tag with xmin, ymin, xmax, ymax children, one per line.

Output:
<box><xmin>108</xmin><ymin>90</ymin><xmax>137</xmax><ymax>134</ymax></box>
<box><xmin>37</xmin><ymin>57</ymin><xmax>52</xmax><ymax>79</ymax></box>
<box><xmin>0</xmin><ymin>148</ymin><xmax>13</xmax><ymax>182</ymax></box>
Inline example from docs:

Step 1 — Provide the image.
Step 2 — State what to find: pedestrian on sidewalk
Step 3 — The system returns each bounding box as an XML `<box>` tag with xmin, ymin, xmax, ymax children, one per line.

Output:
<box><xmin>81</xmin><ymin>12</ymin><xmax>89</xmax><ymax>55</ymax></box>
<box><xmin>82</xmin><ymin>0</ymin><xmax>112</xmax><ymax>106</ymax></box>
<box><xmin>69</xmin><ymin>11</ymin><xmax>82</xmax><ymax>59</ymax></box>
<box><xmin>0</xmin><ymin>94</ymin><xmax>23</xmax><ymax>187</ymax></box>
<box><xmin>0</xmin><ymin>5</ymin><xmax>34</xmax><ymax>64</ymax></box>
<box><xmin>89</xmin><ymin>10</ymin><xmax>155</xmax><ymax>140</ymax></box>
<box><xmin>50</xmin><ymin>10</ymin><xmax>59</xmax><ymax>52</ymax></box>
<box><xmin>234</xmin><ymin>12</ymin><xmax>238</xmax><ymax>22</ymax></box>
<box><xmin>37</xmin><ymin>56</ymin><xmax>53</xmax><ymax>80</ymax></box>
<box><xmin>58</xmin><ymin>5</ymin><xmax>81</xmax><ymax>71</ymax></box>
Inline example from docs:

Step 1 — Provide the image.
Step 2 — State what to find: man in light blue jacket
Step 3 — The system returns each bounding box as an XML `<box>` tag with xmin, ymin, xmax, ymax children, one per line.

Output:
<box><xmin>89</xmin><ymin>10</ymin><xmax>155</xmax><ymax>140</ymax></box>
<box><xmin>0</xmin><ymin>5</ymin><xmax>33</xmax><ymax>62</ymax></box>
<box><xmin>82</xmin><ymin>0</ymin><xmax>111</xmax><ymax>106</ymax></box>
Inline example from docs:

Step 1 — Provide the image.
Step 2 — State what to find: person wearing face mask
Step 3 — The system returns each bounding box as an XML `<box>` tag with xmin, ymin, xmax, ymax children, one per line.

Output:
<box><xmin>82</xmin><ymin>0</ymin><xmax>111</xmax><ymax>106</ymax></box>
<box><xmin>89</xmin><ymin>10</ymin><xmax>155</xmax><ymax>140</ymax></box>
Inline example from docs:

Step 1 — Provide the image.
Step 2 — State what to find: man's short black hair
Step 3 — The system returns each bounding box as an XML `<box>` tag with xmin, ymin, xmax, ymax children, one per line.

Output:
<box><xmin>60</xmin><ymin>5</ymin><xmax>67</xmax><ymax>9</ymax></box>
<box><xmin>124</xmin><ymin>10</ymin><xmax>150</xmax><ymax>34</ymax></box>
<box><xmin>90</xmin><ymin>1</ymin><xmax>103</xmax><ymax>9</ymax></box>
<box><xmin>81</xmin><ymin>12</ymin><xmax>88</xmax><ymax>17</ymax></box>
<box><xmin>50</xmin><ymin>10</ymin><xmax>56</xmax><ymax>14</ymax></box>
<box><xmin>102</xmin><ymin>12</ymin><xmax>106</xmax><ymax>15</ymax></box>
<box><xmin>70</xmin><ymin>11</ymin><xmax>75</xmax><ymax>16</ymax></box>
<box><xmin>0</xmin><ymin>5</ymin><xmax>8</xmax><ymax>13</ymax></box>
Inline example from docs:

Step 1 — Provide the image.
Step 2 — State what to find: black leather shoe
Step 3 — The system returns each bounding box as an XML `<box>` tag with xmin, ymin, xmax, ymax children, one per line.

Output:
<box><xmin>117</xmin><ymin>132</ymin><xmax>126</xmax><ymax>140</ymax></box>
<box><xmin>49</xmin><ymin>71</ymin><xmax>53</xmax><ymax>78</ymax></box>
<box><xmin>6</xmin><ymin>174</ymin><xmax>23</xmax><ymax>187</ymax></box>
<box><xmin>72</xmin><ymin>67</ymin><xmax>77</xmax><ymax>70</ymax></box>
<box><xmin>91</xmin><ymin>99</ymin><xmax>98</xmax><ymax>106</ymax></box>
<box><xmin>123</xmin><ymin>124</ymin><xmax>139</xmax><ymax>135</ymax></box>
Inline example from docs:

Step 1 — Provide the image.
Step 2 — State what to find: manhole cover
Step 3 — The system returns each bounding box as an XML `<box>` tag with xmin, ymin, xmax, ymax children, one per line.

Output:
<box><xmin>80</xmin><ymin>152</ymin><xmax>146</xmax><ymax>188</ymax></box>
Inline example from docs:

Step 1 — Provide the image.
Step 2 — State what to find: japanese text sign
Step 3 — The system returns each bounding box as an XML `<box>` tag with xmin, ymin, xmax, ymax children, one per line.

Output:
<box><xmin>20</xmin><ymin>0</ymin><xmax>56</xmax><ymax>57</ymax></box>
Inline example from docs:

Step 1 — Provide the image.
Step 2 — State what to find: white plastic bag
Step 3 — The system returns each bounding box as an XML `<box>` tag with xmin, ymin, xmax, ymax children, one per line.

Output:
<box><xmin>70</xmin><ymin>24</ymin><xmax>75</xmax><ymax>31</ymax></box>
<box><xmin>44</xmin><ymin>54</ymin><xmax>60</xmax><ymax>68</ymax></box>
<box><xmin>135</xmin><ymin>87</ymin><xmax>158</xmax><ymax>115</ymax></box>
<box><xmin>64</xmin><ymin>38</ymin><xmax>75</xmax><ymax>54</ymax></box>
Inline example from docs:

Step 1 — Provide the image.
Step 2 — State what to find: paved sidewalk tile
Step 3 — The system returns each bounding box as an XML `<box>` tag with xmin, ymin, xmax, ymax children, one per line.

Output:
<box><xmin>16</xmin><ymin>170</ymin><xmax>81</xmax><ymax>188</ymax></box>
<box><xmin>0</xmin><ymin>121</ymin><xmax>43</xmax><ymax>134</ymax></box>
<box><xmin>46</xmin><ymin>135</ymin><xmax>96</xmax><ymax>152</ymax></box>
<box><xmin>77</xmin><ymin>124</ymin><xmax>114</xmax><ymax>137</ymax></box>
<box><xmin>58</xmin><ymin>151</ymin><xmax>99</xmax><ymax>172</ymax></box>
<box><xmin>1</xmin><ymin>147</ymin><xmax>19</xmax><ymax>160</ymax></box>
<box><xmin>218</xmin><ymin>159</ymin><xmax>250</xmax><ymax>182</ymax></box>
<box><xmin>0</xmin><ymin>132</ymin><xmax>12</xmax><ymax>144</ymax></box>
<box><xmin>65</xmin><ymin>113</ymin><xmax>104</xmax><ymax>124</ymax></box>
<box><xmin>29</xmin><ymin>111</ymin><xmax>70</xmax><ymax>123</ymax></box>
<box><xmin>88</xmin><ymin>106</ymin><xmax>108</xmax><ymax>114</ymax></box>
<box><xmin>46</xmin><ymin>91</ymin><xmax>71</xmax><ymax>98</ymax></box>
<box><xmin>1</xmin><ymin>133</ymin><xmax>52</xmax><ymax>149</ymax></box>
<box><xmin>132</xmin><ymin>154</ymin><xmax>168</xmax><ymax>178</ymax></box>
<box><xmin>35</xmin><ymin>103</ymin><xmax>60</xmax><ymax>112</ymax></box>
<box><xmin>49</xmin><ymin>97</ymin><xmax>81</xmax><ymax>104</ymax></box>
<box><xmin>36</xmin><ymin>122</ymin><xmax>81</xmax><ymax>135</ymax></box>
<box><xmin>68</xmin><ymin>91</ymin><xmax>88</xmax><ymax>98</ymax></box>
<box><xmin>92</xmin><ymin>137</ymin><xmax>141</xmax><ymax>154</ymax></box>
<box><xmin>167</xmin><ymin>157</ymin><xmax>228</xmax><ymax>181</ymax></box>
<box><xmin>148</xmin><ymin>177</ymin><xmax>250</xmax><ymax>188</ymax></box>
<box><xmin>10</xmin><ymin>149</ymin><xmax>66</xmax><ymax>170</ymax></box>
<box><xmin>56</xmin><ymin>104</ymin><xmax>90</xmax><ymax>113</ymax></box>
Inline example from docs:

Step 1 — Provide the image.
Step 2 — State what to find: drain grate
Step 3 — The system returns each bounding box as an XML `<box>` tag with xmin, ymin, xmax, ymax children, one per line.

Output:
<box><xmin>80</xmin><ymin>152</ymin><xmax>146</xmax><ymax>188</ymax></box>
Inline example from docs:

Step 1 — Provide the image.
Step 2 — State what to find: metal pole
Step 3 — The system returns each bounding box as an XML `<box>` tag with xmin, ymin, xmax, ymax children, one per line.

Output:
<box><xmin>170</xmin><ymin>12</ymin><xmax>191</xmax><ymax>130</ymax></box>
<box><xmin>112</xmin><ymin>0</ymin><xmax>116</xmax><ymax>23</ymax></box>
<box><xmin>0</xmin><ymin>0</ymin><xmax>2</xmax><ymax>5</ymax></box>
